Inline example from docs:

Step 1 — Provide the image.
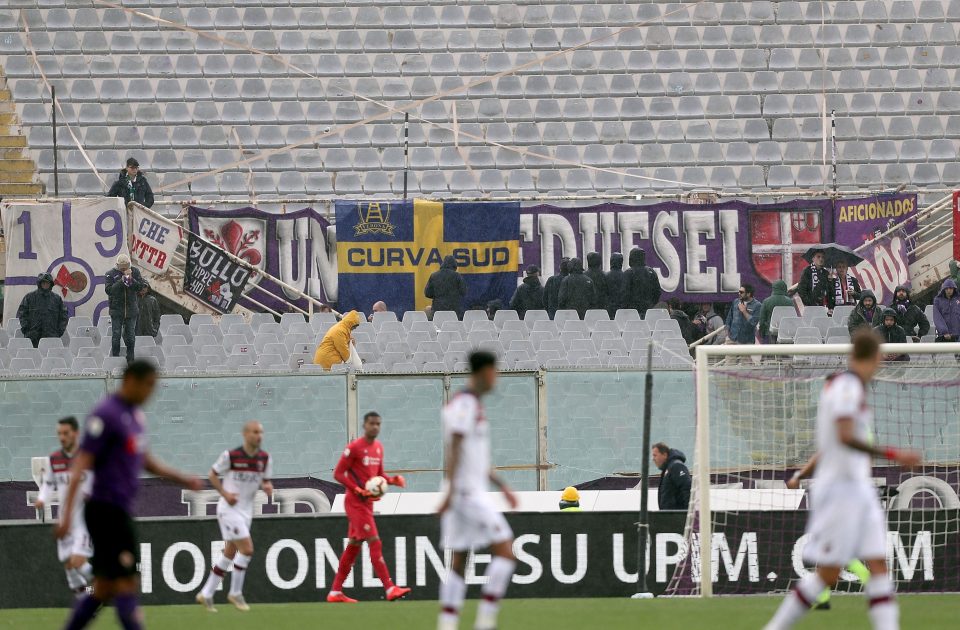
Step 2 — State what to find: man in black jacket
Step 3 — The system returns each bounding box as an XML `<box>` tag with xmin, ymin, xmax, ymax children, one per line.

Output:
<box><xmin>136</xmin><ymin>283</ymin><xmax>161</xmax><ymax>338</ymax></box>
<box><xmin>622</xmin><ymin>248</ymin><xmax>661</xmax><ymax>317</ymax></box>
<box><xmin>107</xmin><ymin>158</ymin><xmax>154</xmax><ymax>208</ymax></box>
<box><xmin>105</xmin><ymin>254</ymin><xmax>146</xmax><ymax>363</ymax></box>
<box><xmin>17</xmin><ymin>272</ymin><xmax>68</xmax><ymax>348</ymax></box>
<box><xmin>798</xmin><ymin>250</ymin><xmax>830</xmax><ymax>307</ymax></box>
<box><xmin>424</xmin><ymin>255</ymin><xmax>467</xmax><ymax>316</ymax></box>
<box><xmin>605</xmin><ymin>252</ymin><xmax>625</xmax><ymax>317</ymax></box>
<box><xmin>509</xmin><ymin>266</ymin><xmax>544</xmax><ymax>319</ymax></box>
<box><xmin>889</xmin><ymin>285</ymin><xmax>929</xmax><ymax>341</ymax></box>
<box><xmin>543</xmin><ymin>257</ymin><xmax>570</xmax><ymax>319</ymax></box>
<box><xmin>875</xmin><ymin>308</ymin><xmax>908</xmax><ymax>362</ymax></box>
<box><xmin>584</xmin><ymin>252</ymin><xmax>607</xmax><ymax>311</ymax></box>
<box><xmin>652</xmin><ymin>442</ymin><xmax>691</xmax><ymax>511</ymax></box>
<box><xmin>557</xmin><ymin>258</ymin><xmax>595</xmax><ymax>319</ymax></box>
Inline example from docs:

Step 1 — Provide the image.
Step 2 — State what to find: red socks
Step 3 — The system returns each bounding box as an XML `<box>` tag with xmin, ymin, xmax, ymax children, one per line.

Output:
<box><xmin>332</xmin><ymin>544</ymin><xmax>361</xmax><ymax>592</ymax></box>
<box><xmin>368</xmin><ymin>538</ymin><xmax>394</xmax><ymax>590</ymax></box>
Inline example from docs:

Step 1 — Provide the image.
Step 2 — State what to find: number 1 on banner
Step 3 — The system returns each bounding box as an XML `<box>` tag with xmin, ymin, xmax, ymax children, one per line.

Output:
<box><xmin>16</xmin><ymin>211</ymin><xmax>37</xmax><ymax>260</ymax></box>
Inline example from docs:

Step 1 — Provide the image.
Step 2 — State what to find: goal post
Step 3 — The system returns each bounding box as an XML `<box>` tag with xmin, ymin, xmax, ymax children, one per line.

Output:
<box><xmin>670</xmin><ymin>342</ymin><xmax>960</xmax><ymax>598</ymax></box>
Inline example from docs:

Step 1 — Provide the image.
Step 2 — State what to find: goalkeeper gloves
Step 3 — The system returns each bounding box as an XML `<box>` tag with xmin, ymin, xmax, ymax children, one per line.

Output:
<box><xmin>387</xmin><ymin>475</ymin><xmax>406</xmax><ymax>488</ymax></box>
<box><xmin>353</xmin><ymin>486</ymin><xmax>374</xmax><ymax>499</ymax></box>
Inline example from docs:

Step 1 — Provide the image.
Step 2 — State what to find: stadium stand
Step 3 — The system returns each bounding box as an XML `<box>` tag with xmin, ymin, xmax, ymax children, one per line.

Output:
<box><xmin>0</xmin><ymin>304</ymin><xmax>870</xmax><ymax>375</ymax></box>
<box><xmin>1</xmin><ymin>1</ymin><xmax>959</xmax><ymax>199</ymax></box>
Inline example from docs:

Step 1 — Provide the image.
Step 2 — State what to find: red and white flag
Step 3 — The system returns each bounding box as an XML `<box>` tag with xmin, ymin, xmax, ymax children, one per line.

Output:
<box><xmin>128</xmin><ymin>203</ymin><xmax>183</xmax><ymax>274</ymax></box>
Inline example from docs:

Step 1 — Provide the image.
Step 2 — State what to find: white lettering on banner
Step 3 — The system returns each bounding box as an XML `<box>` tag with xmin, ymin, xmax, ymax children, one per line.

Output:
<box><xmin>689</xmin><ymin>533</ymin><xmax>702</xmax><ymax>583</ymax></box>
<box><xmin>579</xmin><ymin>213</ymin><xmax>599</xmax><ymax>263</ymax></box>
<box><xmin>611</xmin><ymin>533</ymin><xmax>638</xmax><ymax>583</ymax></box>
<box><xmin>889</xmin><ymin>531</ymin><xmax>933</xmax><ymax>581</ymax></box>
<box><xmin>276</xmin><ymin>216</ymin><xmax>339</xmax><ymax>303</ymax></box>
<box><xmin>719</xmin><ymin>210</ymin><xmax>741</xmax><ymax>291</ymax></box>
<box><xmin>611</xmin><ymin>532</ymin><xmax>688</xmax><ymax>584</ymax></box>
<box><xmin>394</xmin><ymin>536</ymin><xmax>407</xmax><ymax>587</ymax></box>
<box><xmin>519</xmin><ymin>215</ymin><xmax>534</xmax><ymax>270</ymax></box>
<box><xmin>140</xmin><ymin>543</ymin><xmax>152</xmax><ymax>594</ymax></box>
<box><xmin>652</xmin><ymin>211</ymin><xmax>681</xmax><ymax>292</ymax></box>
<box><xmin>550</xmin><ymin>533</ymin><xmax>588</xmax><ymax>584</ymax></box>
<box><xmin>161</xmin><ymin>542</ymin><xmax>204</xmax><ymax>592</ymax></box>
<box><xmin>181</xmin><ymin>488</ymin><xmax>330</xmax><ymax>516</ymax></box>
<box><xmin>618</xmin><ymin>212</ymin><xmax>650</xmax><ymax>259</ymax></box>
<box><xmin>794</xmin><ymin>532</ymin><xmax>934</xmax><ymax>582</ymax></box>
<box><xmin>415</xmin><ymin>536</ymin><xmax>448</xmax><ymax>587</ymax></box>
<box><xmin>890</xmin><ymin>476</ymin><xmax>960</xmax><ymax>509</ymax></box>
<box><xmin>310</xmin><ymin>216</ymin><xmax>338</xmax><ymax>303</ymax></box>
<box><xmin>538</xmin><ymin>214</ymin><xmax>578</xmax><ymax>282</ymax></box>
<box><xmin>656</xmin><ymin>533</ymin><xmax>687</xmax><ymax>583</ymax></box>
<box><xmin>466</xmin><ymin>552</ymin><xmax>491</xmax><ymax>586</ymax></box>
<box><xmin>315</xmin><ymin>538</ymin><xmax>351</xmax><ymax>589</ymax></box>
<box><xmin>713</xmin><ymin>533</ymin><xmax>759</xmax><ymax>583</ymax></box>
<box><xmin>600</xmin><ymin>212</ymin><xmax>616</xmax><ymax>267</ymax></box>
<box><xmin>129</xmin><ymin>206</ymin><xmax>181</xmax><ymax>275</ymax></box>
<box><xmin>512</xmin><ymin>534</ymin><xmax>543</xmax><ymax>585</ymax></box>
<box><xmin>266</xmin><ymin>539</ymin><xmax>309</xmax><ymax>590</ymax></box>
<box><xmin>277</xmin><ymin>218</ymin><xmax>307</xmax><ymax>301</ymax></box>
<box><xmin>791</xmin><ymin>534</ymin><xmax>859</xmax><ymax>581</ymax></box>
<box><xmin>2</xmin><ymin>199</ymin><xmax>129</xmax><ymax>323</ymax></box>
<box><xmin>272</xmin><ymin>488</ymin><xmax>331</xmax><ymax>513</ymax></box>
<box><xmin>852</xmin><ymin>236</ymin><xmax>910</xmax><ymax>304</ymax></box>
<box><xmin>196</xmin><ymin>212</ymin><xmax>338</xmax><ymax>304</ymax></box>
<box><xmin>683</xmin><ymin>211</ymin><xmax>718</xmax><ymax>292</ymax></box>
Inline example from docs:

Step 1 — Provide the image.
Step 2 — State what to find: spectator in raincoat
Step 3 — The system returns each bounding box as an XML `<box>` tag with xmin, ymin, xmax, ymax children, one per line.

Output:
<box><xmin>313</xmin><ymin>310</ymin><xmax>361</xmax><ymax>369</ymax></box>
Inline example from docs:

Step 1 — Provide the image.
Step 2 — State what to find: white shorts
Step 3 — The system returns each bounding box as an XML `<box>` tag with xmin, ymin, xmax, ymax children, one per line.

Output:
<box><xmin>58</xmin><ymin>518</ymin><xmax>92</xmax><ymax>563</ymax></box>
<box><xmin>441</xmin><ymin>493</ymin><xmax>513</xmax><ymax>552</ymax></box>
<box><xmin>804</xmin><ymin>481</ymin><xmax>887</xmax><ymax>567</ymax></box>
<box><xmin>217</xmin><ymin>508</ymin><xmax>252</xmax><ymax>541</ymax></box>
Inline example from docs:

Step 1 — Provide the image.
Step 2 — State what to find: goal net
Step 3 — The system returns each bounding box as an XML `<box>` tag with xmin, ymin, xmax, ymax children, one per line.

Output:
<box><xmin>664</xmin><ymin>342</ymin><xmax>960</xmax><ymax>597</ymax></box>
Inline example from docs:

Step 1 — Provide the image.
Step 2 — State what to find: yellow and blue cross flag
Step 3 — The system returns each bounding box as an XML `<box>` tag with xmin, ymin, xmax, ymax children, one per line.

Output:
<box><xmin>335</xmin><ymin>199</ymin><xmax>520</xmax><ymax>315</ymax></box>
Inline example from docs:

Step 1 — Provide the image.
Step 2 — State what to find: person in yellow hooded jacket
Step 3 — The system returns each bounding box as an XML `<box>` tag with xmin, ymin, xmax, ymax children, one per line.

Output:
<box><xmin>313</xmin><ymin>310</ymin><xmax>361</xmax><ymax>369</ymax></box>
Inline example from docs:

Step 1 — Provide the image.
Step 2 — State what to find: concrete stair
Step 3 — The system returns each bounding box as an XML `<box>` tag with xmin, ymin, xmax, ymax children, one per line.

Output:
<box><xmin>0</xmin><ymin>69</ymin><xmax>42</xmax><ymax>197</ymax></box>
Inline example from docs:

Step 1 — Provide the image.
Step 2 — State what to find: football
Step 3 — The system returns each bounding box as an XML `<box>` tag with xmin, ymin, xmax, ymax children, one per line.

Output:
<box><xmin>365</xmin><ymin>476</ymin><xmax>388</xmax><ymax>498</ymax></box>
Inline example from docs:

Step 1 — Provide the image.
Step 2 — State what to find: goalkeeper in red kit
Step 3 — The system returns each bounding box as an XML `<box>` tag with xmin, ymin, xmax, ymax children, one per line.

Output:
<box><xmin>327</xmin><ymin>411</ymin><xmax>411</xmax><ymax>603</ymax></box>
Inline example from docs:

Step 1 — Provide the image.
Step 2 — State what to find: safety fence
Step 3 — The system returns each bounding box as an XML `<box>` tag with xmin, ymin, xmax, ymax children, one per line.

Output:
<box><xmin>0</xmin><ymin>369</ymin><xmax>699</xmax><ymax>493</ymax></box>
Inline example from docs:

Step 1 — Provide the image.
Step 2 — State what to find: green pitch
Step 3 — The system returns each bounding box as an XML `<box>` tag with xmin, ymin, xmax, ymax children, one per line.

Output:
<box><xmin>2</xmin><ymin>595</ymin><xmax>957</xmax><ymax>629</ymax></box>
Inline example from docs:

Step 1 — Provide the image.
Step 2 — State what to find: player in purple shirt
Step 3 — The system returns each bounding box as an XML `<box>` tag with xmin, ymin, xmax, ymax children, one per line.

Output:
<box><xmin>56</xmin><ymin>360</ymin><xmax>201</xmax><ymax>630</ymax></box>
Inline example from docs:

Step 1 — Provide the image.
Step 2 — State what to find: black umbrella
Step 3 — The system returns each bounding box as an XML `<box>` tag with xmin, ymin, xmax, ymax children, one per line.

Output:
<box><xmin>802</xmin><ymin>243</ymin><xmax>864</xmax><ymax>267</ymax></box>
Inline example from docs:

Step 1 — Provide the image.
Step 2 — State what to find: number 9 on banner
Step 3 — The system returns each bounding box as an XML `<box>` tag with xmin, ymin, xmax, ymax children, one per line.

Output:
<box><xmin>1</xmin><ymin>199</ymin><xmax>130</xmax><ymax>323</ymax></box>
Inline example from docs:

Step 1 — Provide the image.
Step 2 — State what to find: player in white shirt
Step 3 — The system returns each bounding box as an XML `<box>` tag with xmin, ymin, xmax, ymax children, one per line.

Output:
<box><xmin>34</xmin><ymin>417</ymin><xmax>94</xmax><ymax>598</ymax></box>
<box><xmin>438</xmin><ymin>351</ymin><xmax>518</xmax><ymax>630</ymax></box>
<box><xmin>196</xmin><ymin>420</ymin><xmax>273</xmax><ymax>613</ymax></box>
<box><xmin>765</xmin><ymin>330</ymin><xmax>921</xmax><ymax>630</ymax></box>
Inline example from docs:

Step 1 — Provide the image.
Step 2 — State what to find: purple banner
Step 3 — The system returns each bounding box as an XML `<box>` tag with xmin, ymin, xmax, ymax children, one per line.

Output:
<box><xmin>520</xmin><ymin>199</ymin><xmax>832</xmax><ymax>302</ymax></box>
<box><xmin>1</xmin><ymin>477</ymin><xmax>342</xmax><ymax>521</ymax></box>
<box><xmin>850</xmin><ymin>235</ymin><xmax>912</xmax><ymax>305</ymax></box>
<box><xmin>188</xmin><ymin>207</ymin><xmax>337</xmax><ymax>312</ymax></box>
<box><xmin>832</xmin><ymin>193</ymin><xmax>919</xmax><ymax>249</ymax></box>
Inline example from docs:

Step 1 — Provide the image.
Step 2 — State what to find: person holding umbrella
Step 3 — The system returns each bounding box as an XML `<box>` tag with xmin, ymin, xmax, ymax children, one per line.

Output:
<box><xmin>829</xmin><ymin>259</ymin><xmax>862</xmax><ymax>311</ymax></box>
<box><xmin>798</xmin><ymin>249</ymin><xmax>830</xmax><ymax>307</ymax></box>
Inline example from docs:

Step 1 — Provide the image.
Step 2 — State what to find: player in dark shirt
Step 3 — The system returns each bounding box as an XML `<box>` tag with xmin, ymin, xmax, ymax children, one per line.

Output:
<box><xmin>57</xmin><ymin>361</ymin><xmax>201</xmax><ymax>630</ymax></box>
